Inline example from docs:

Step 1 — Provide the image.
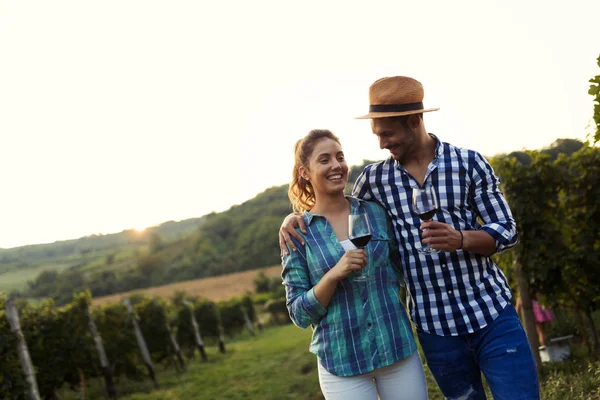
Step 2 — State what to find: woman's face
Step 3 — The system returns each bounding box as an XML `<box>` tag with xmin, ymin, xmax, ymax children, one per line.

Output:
<box><xmin>301</xmin><ymin>138</ymin><xmax>348</xmax><ymax>198</ymax></box>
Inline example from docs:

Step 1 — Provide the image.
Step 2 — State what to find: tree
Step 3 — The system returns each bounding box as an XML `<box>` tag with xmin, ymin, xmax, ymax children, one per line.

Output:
<box><xmin>494</xmin><ymin>144</ymin><xmax>600</xmax><ymax>358</ymax></box>
<box><xmin>555</xmin><ymin>146</ymin><xmax>600</xmax><ymax>355</ymax></box>
<box><xmin>492</xmin><ymin>152</ymin><xmax>563</xmax><ymax>371</ymax></box>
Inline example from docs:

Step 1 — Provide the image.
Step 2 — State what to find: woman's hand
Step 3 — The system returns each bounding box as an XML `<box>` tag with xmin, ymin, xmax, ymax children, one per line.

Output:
<box><xmin>279</xmin><ymin>213</ymin><xmax>307</xmax><ymax>255</ymax></box>
<box><xmin>328</xmin><ymin>249</ymin><xmax>367</xmax><ymax>281</ymax></box>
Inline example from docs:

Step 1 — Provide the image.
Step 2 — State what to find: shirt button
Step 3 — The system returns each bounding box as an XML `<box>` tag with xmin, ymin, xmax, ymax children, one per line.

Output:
<box><xmin>448</xmin><ymin>290</ymin><xmax>453</xmax><ymax>295</ymax></box>
<box><xmin>442</xmin><ymin>264</ymin><xmax>447</xmax><ymax>268</ymax></box>
<box><xmin>367</xmin><ymin>322</ymin><xmax>372</xmax><ymax>327</ymax></box>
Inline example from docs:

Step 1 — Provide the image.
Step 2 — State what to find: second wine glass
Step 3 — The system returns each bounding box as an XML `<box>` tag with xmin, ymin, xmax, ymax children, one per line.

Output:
<box><xmin>348</xmin><ymin>213</ymin><xmax>371</xmax><ymax>282</ymax></box>
<box><xmin>412</xmin><ymin>186</ymin><xmax>439</xmax><ymax>254</ymax></box>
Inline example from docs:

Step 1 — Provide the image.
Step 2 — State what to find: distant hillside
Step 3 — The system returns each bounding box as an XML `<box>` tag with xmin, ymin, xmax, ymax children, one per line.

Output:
<box><xmin>2</xmin><ymin>158</ymin><xmax>377</xmax><ymax>303</ymax></box>
<box><xmin>0</xmin><ymin>216</ymin><xmax>206</xmax><ymax>274</ymax></box>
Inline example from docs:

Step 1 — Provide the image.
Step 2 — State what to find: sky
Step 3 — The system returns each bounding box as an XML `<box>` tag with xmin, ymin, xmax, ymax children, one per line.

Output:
<box><xmin>1</xmin><ymin>0</ymin><xmax>598</xmax><ymax>249</ymax></box>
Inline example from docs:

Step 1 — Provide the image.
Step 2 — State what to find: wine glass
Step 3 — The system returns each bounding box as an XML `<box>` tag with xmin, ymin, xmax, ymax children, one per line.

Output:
<box><xmin>348</xmin><ymin>214</ymin><xmax>372</xmax><ymax>282</ymax></box>
<box><xmin>412</xmin><ymin>186</ymin><xmax>439</xmax><ymax>254</ymax></box>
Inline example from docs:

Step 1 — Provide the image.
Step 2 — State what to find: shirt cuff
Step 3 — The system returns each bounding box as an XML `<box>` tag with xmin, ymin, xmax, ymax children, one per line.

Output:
<box><xmin>481</xmin><ymin>223</ymin><xmax>514</xmax><ymax>250</ymax></box>
<box><xmin>303</xmin><ymin>287</ymin><xmax>328</xmax><ymax>320</ymax></box>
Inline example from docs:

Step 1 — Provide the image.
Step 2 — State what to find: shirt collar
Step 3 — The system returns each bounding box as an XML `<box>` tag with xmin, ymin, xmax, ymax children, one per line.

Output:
<box><xmin>394</xmin><ymin>133</ymin><xmax>443</xmax><ymax>169</ymax></box>
<box><xmin>303</xmin><ymin>196</ymin><xmax>367</xmax><ymax>226</ymax></box>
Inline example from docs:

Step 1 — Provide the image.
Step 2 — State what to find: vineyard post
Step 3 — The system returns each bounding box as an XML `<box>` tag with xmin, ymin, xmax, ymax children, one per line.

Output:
<box><xmin>217</xmin><ymin>324</ymin><xmax>226</xmax><ymax>354</ymax></box>
<box><xmin>165</xmin><ymin>323</ymin><xmax>186</xmax><ymax>371</ymax></box>
<box><xmin>241</xmin><ymin>306</ymin><xmax>256</xmax><ymax>336</ymax></box>
<box><xmin>84</xmin><ymin>303</ymin><xmax>118</xmax><ymax>400</ymax></box>
<box><xmin>124</xmin><ymin>298</ymin><xmax>158</xmax><ymax>388</ymax></box>
<box><xmin>183</xmin><ymin>300</ymin><xmax>207</xmax><ymax>361</ymax></box>
<box><xmin>515</xmin><ymin>261</ymin><xmax>542</xmax><ymax>373</ymax></box>
<box><xmin>5</xmin><ymin>299</ymin><xmax>41</xmax><ymax>400</ymax></box>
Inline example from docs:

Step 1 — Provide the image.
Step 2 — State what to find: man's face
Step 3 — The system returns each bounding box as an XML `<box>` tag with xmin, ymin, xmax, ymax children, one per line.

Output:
<box><xmin>371</xmin><ymin>116</ymin><xmax>417</xmax><ymax>164</ymax></box>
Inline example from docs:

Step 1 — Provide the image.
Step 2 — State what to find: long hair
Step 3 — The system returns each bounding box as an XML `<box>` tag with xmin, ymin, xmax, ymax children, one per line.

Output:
<box><xmin>288</xmin><ymin>129</ymin><xmax>341</xmax><ymax>213</ymax></box>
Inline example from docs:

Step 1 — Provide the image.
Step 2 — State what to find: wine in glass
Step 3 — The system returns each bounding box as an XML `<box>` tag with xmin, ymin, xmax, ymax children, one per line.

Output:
<box><xmin>412</xmin><ymin>186</ymin><xmax>439</xmax><ymax>254</ymax></box>
<box><xmin>348</xmin><ymin>213</ymin><xmax>372</xmax><ymax>282</ymax></box>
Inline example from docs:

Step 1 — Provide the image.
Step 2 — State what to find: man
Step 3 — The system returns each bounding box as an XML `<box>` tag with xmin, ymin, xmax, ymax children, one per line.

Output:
<box><xmin>279</xmin><ymin>76</ymin><xmax>539</xmax><ymax>399</ymax></box>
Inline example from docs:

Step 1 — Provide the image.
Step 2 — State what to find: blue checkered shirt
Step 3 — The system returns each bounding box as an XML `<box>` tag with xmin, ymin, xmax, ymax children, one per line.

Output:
<box><xmin>282</xmin><ymin>197</ymin><xmax>417</xmax><ymax>376</ymax></box>
<box><xmin>352</xmin><ymin>136</ymin><xmax>517</xmax><ymax>336</ymax></box>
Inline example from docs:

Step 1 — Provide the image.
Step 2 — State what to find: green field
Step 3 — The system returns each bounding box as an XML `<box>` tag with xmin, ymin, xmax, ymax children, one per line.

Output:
<box><xmin>0</xmin><ymin>262</ymin><xmax>73</xmax><ymax>293</ymax></box>
<box><xmin>53</xmin><ymin>322</ymin><xmax>600</xmax><ymax>400</ymax></box>
<box><xmin>60</xmin><ymin>324</ymin><xmax>441</xmax><ymax>400</ymax></box>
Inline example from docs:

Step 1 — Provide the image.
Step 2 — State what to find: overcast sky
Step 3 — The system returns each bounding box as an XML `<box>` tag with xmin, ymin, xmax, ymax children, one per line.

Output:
<box><xmin>1</xmin><ymin>0</ymin><xmax>598</xmax><ymax>249</ymax></box>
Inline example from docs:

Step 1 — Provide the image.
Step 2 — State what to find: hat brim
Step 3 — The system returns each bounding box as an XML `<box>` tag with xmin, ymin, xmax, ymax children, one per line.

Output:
<box><xmin>355</xmin><ymin>107</ymin><xmax>440</xmax><ymax>120</ymax></box>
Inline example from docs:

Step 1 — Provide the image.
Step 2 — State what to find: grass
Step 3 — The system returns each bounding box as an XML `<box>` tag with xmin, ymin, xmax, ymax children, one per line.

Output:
<box><xmin>53</xmin><ymin>323</ymin><xmax>600</xmax><ymax>400</ymax></box>
<box><xmin>62</xmin><ymin>324</ymin><xmax>324</xmax><ymax>400</ymax></box>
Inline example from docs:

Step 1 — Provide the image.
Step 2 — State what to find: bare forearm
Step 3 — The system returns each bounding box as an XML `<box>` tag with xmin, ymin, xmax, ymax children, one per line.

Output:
<box><xmin>313</xmin><ymin>273</ymin><xmax>340</xmax><ymax>309</ymax></box>
<box><xmin>462</xmin><ymin>230</ymin><xmax>497</xmax><ymax>256</ymax></box>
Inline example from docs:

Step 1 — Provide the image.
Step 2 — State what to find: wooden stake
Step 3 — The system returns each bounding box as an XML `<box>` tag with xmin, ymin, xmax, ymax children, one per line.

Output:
<box><xmin>5</xmin><ymin>299</ymin><xmax>41</xmax><ymax>400</ymax></box>
<box><xmin>124</xmin><ymin>298</ymin><xmax>158</xmax><ymax>388</ymax></box>
<box><xmin>184</xmin><ymin>301</ymin><xmax>207</xmax><ymax>361</ymax></box>
<box><xmin>84</xmin><ymin>303</ymin><xmax>117</xmax><ymax>400</ymax></box>
<box><xmin>241</xmin><ymin>306</ymin><xmax>256</xmax><ymax>336</ymax></box>
<box><xmin>515</xmin><ymin>261</ymin><xmax>542</xmax><ymax>372</ymax></box>
<box><xmin>218</xmin><ymin>324</ymin><xmax>226</xmax><ymax>354</ymax></box>
<box><xmin>165</xmin><ymin>323</ymin><xmax>186</xmax><ymax>371</ymax></box>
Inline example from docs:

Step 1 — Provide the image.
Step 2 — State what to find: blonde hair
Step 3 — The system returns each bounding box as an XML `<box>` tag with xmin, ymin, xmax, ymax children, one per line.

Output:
<box><xmin>288</xmin><ymin>129</ymin><xmax>341</xmax><ymax>213</ymax></box>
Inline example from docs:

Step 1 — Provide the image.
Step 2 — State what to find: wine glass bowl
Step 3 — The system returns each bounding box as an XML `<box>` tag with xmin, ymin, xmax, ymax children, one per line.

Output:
<box><xmin>412</xmin><ymin>186</ymin><xmax>439</xmax><ymax>254</ymax></box>
<box><xmin>348</xmin><ymin>214</ymin><xmax>371</xmax><ymax>281</ymax></box>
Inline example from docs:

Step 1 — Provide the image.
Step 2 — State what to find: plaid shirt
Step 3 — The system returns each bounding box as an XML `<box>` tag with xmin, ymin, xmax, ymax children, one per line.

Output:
<box><xmin>282</xmin><ymin>197</ymin><xmax>417</xmax><ymax>377</ymax></box>
<box><xmin>352</xmin><ymin>136</ymin><xmax>517</xmax><ymax>336</ymax></box>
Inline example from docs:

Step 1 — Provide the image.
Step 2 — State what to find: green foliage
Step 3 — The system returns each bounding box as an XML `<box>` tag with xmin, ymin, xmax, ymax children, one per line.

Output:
<box><xmin>493</xmin><ymin>142</ymin><xmax>600</xmax><ymax>354</ymax></box>
<box><xmin>589</xmin><ymin>54</ymin><xmax>600</xmax><ymax>143</ymax></box>
<box><xmin>135</xmin><ymin>297</ymin><xmax>172</xmax><ymax>364</ymax></box>
<box><xmin>253</xmin><ymin>271</ymin><xmax>271</xmax><ymax>293</ymax></box>
<box><xmin>493</xmin><ymin>151</ymin><xmax>566</xmax><ymax>296</ymax></box>
<box><xmin>554</xmin><ymin>146</ymin><xmax>600</xmax><ymax>311</ymax></box>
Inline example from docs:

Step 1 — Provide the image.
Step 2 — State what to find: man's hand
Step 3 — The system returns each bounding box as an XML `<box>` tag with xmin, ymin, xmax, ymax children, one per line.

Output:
<box><xmin>279</xmin><ymin>213</ymin><xmax>307</xmax><ymax>255</ymax></box>
<box><xmin>420</xmin><ymin>221</ymin><xmax>462</xmax><ymax>252</ymax></box>
<box><xmin>420</xmin><ymin>221</ymin><xmax>497</xmax><ymax>255</ymax></box>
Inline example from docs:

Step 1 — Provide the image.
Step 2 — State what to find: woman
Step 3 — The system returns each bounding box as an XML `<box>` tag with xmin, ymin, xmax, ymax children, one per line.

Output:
<box><xmin>281</xmin><ymin>129</ymin><xmax>428</xmax><ymax>399</ymax></box>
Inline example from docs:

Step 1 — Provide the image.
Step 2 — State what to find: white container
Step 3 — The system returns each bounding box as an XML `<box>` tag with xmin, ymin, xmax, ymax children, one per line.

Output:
<box><xmin>539</xmin><ymin>335</ymin><xmax>573</xmax><ymax>362</ymax></box>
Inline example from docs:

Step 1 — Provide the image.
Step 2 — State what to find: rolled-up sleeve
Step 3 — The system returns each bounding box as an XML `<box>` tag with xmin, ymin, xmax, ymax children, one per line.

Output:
<box><xmin>471</xmin><ymin>152</ymin><xmax>518</xmax><ymax>252</ymax></box>
<box><xmin>281</xmin><ymin>237</ymin><xmax>327</xmax><ymax>328</ymax></box>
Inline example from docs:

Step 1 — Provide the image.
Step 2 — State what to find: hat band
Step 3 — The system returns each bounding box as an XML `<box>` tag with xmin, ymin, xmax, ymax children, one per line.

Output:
<box><xmin>369</xmin><ymin>102</ymin><xmax>424</xmax><ymax>113</ymax></box>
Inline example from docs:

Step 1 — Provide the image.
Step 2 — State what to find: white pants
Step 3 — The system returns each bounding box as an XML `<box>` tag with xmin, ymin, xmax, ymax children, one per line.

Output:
<box><xmin>318</xmin><ymin>352</ymin><xmax>428</xmax><ymax>400</ymax></box>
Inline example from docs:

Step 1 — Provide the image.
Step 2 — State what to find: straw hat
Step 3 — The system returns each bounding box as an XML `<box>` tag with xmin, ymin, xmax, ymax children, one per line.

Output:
<box><xmin>355</xmin><ymin>76</ymin><xmax>440</xmax><ymax>119</ymax></box>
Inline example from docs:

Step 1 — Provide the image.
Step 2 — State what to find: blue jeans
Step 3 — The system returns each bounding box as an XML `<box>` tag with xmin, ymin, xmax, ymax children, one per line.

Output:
<box><xmin>417</xmin><ymin>304</ymin><xmax>539</xmax><ymax>400</ymax></box>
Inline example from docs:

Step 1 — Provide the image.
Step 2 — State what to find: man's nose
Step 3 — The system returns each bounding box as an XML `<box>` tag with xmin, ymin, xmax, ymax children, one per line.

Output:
<box><xmin>379</xmin><ymin>137</ymin><xmax>387</xmax><ymax>150</ymax></box>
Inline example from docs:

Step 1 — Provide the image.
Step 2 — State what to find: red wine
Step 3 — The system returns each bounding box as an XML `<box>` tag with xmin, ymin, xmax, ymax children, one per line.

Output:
<box><xmin>349</xmin><ymin>234</ymin><xmax>372</xmax><ymax>248</ymax></box>
<box><xmin>417</xmin><ymin>209</ymin><xmax>437</xmax><ymax>221</ymax></box>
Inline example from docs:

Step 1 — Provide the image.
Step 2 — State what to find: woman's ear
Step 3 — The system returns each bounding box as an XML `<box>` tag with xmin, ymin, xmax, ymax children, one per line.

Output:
<box><xmin>298</xmin><ymin>166</ymin><xmax>309</xmax><ymax>181</ymax></box>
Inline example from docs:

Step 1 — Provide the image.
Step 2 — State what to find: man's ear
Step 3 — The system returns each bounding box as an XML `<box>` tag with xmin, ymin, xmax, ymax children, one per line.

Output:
<box><xmin>408</xmin><ymin>114</ymin><xmax>422</xmax><ymax>130</ymax></box>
